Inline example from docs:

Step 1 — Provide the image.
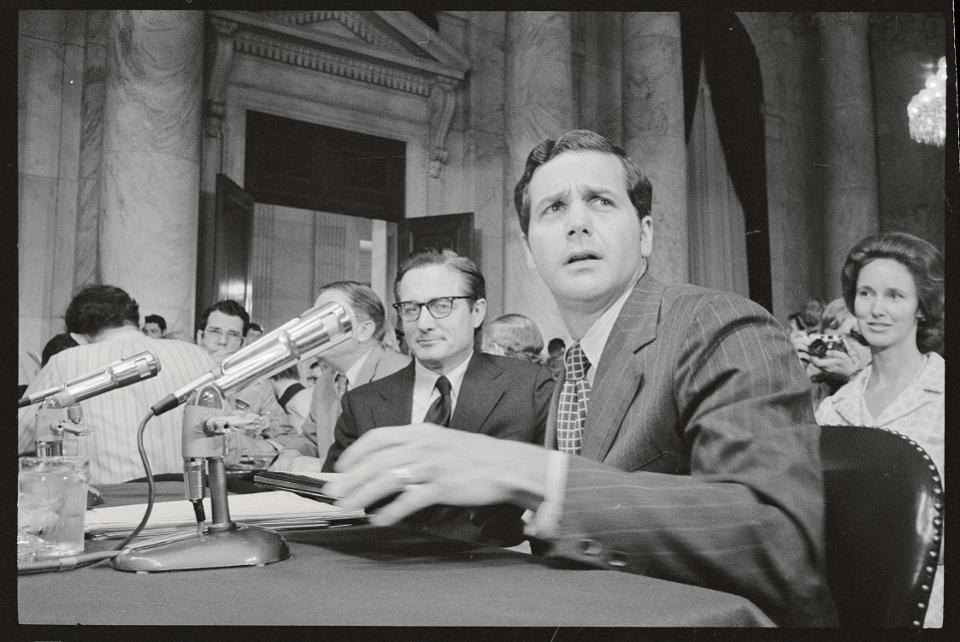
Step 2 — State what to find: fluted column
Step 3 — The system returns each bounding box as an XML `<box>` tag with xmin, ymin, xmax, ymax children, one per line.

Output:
<box><xmin>504</xmin><ymin>11</ymin><xmax>575</xmax><ymax>342</ymax></box>
<box><xmin>816</xmin><ymin>12</ymin><xmax>879</xmax><ymax>299</ymax></box>
<box><xmin>621</xmin><ymin>12</ymin><xmax>688</xmax><ymax>285</ymax></box>
<box><xmin>100</xmin><ymin>10</ymin><xmax>203</xmax><ymax>334</ymax></box>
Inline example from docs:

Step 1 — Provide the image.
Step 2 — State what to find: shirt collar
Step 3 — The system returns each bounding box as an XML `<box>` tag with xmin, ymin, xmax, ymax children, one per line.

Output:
<box><xmin>343</xmin><ymin>346</ymin><xmax>375</xmax><ymax>387</ymax></box>
<box><xmin>575</xmin><ymin>283</ymin><xmax>635</xmax><ymax>385</ymax></box>
<box><xmin>414</xmin><ymin>351</ymin><xmax>472</xmax><ymax>402</ymax></box>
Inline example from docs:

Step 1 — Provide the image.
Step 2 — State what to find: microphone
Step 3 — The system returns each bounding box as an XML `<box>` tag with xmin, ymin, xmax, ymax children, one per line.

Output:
<box><xmin>150</xmin><ymin>301</ymin><xmax>353</xmax><ymax>416</ymax></box>
<box><xmin>19</xmin><ymin>352</ymin><xmax>161</xmax><ymax>408</ymax></box>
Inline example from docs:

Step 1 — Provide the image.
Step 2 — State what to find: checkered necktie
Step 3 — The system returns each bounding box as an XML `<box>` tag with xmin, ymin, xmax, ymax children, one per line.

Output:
<box><xmin>556</xmin><ymin>344</ymin><xmax>590</xmax><ymax>455</ymax></box>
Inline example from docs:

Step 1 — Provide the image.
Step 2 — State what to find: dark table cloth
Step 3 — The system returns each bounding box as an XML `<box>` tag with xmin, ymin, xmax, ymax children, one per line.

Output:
<box><xmin>18</xmin><ymin>482</ymin><xmax>774</xmax><ymax>627</ymax></box>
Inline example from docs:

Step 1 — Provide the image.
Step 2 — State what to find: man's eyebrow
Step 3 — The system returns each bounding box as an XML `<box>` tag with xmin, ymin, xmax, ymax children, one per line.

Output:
<box><xmin>531</xmin><ymin>186</ymin><xmax>570</xmax><ymax>212</ymax></box>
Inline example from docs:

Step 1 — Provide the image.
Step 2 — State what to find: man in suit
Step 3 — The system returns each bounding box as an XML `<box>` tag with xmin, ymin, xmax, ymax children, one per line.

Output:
<box><xmin>327</xmin><ymin>131</ymin><xmax>836</xmax><ymax>626</ymax></box>
<box><xmin>275</xmin><ymin>281</ymin><xmax>411</xmax><ymax>457</ymax></box>
<box><xmin>275</xmin><ymin>253</ymin><xmax>555</xmax><ymax>475</ymax></box>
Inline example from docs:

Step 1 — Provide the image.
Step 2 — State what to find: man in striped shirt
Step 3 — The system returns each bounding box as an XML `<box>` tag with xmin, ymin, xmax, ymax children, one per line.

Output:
<box><xmin>18</xmin><ymin>285</ymin><xmax>217</xmax><ymax>484</ymax></box>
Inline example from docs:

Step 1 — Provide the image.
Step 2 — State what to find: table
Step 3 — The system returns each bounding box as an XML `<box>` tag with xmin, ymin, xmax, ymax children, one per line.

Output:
<box><xmin>18</xmin><ymin>483</ymin><xmax>774</xmax><ymax>626</ymax></box>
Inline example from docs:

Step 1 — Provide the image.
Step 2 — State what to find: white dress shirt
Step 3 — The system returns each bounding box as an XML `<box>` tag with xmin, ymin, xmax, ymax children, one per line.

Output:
<box><xmin>411</xmin><ymin>352</ymin><xmax>472</xmax><ymax>423</ymax></box>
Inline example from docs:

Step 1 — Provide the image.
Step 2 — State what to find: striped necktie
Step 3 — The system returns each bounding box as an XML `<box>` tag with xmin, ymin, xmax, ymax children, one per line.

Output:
<box><xmin>556</xmin><ymin>344</ymin><xmax>590</xmax><ymax>454</ymax></box>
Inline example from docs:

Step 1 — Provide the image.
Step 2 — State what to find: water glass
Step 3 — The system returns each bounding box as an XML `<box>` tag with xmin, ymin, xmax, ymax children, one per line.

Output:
<box><xmin>17</xmin><ymin>456</ymin><xmax>89</xmax><ymax>561</ymax></box>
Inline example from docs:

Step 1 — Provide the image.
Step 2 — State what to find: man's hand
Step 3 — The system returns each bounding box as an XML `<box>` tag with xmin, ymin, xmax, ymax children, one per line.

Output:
<box><xmin>269</xmin><ymin>450</ymin><xmax>325</xmax><ymax>472</ymax></box>
<box><xmin>324</xmin><ymin>424</ymin><xmax>550</xmax><ymax>526</ymax></box>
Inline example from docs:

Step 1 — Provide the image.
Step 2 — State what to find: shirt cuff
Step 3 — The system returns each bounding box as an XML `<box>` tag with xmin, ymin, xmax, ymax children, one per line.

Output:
<box><xmin>522</xmin><ymin>449</ymin><xmax>569</xmax><ymax>540</ymax></box>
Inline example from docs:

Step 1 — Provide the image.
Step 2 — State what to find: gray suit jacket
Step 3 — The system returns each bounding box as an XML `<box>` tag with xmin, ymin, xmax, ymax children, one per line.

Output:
<box><xmin>543</xmin><ymin>274</ymin><xmax>836</xmax><ymax>627</ymax></box>
<box><xmin>283</xmin><ymin>345</ymin><xmax>410</xmax><ymax>456</ymax></box>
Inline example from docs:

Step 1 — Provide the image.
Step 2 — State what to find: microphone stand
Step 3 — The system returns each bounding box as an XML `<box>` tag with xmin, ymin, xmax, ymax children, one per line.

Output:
<box><xmin>112</xmin><ymin>382</ymin><xmax>289</xmax><ymax>571</ymax></box>
<box><xmin>112</xmin><ymin>301</ymin><xmax>353</xmax><ymax>572</ymax></box>
<box><xmin>34</xmin><ymin>398</ymin><xmax>90</xmax><ymax>457</ymax></box>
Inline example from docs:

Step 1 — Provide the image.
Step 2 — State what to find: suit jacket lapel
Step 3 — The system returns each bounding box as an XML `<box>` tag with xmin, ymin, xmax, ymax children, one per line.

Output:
<box><xmin>373</xmin><ymin>361</ymin><xmax>415</xmax><ymax>426</ymax></box>
<box><xmin>582</xmin><ymin>276</ymin><xmax>664</xmax><ymax>461</ymax></box>
<box><xmin>450</xmin><ymin>352</ymin><xmax>504</xmax><ymax>433</ymax></box>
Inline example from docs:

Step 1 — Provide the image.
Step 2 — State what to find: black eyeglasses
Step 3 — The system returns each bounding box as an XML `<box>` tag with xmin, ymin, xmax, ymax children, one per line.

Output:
<box><xmin>393</xmin><ymin>296</ymin><xmax>473</xmax><ymax>322</ymax></box>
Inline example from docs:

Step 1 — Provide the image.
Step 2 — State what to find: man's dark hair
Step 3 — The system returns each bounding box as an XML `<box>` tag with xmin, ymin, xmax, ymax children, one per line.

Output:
<box><xmin>41</xmin><ymin>332</ymin><xmax>79</xmax><ymax>367</ymax></box>
<box><xmin>513</xmin><ymin>129</ymin><xmax>653</xmax><ymax>235</ymax></box>
<box><xmin>248</xmin><ymin>322</ymin><xmax>263</xmax><ymax>333</ymax></box>
<box><xmin>394</xmin><ymin>247</ymin><xmax>485</xmax><ymax>302</ymax></box>
<box><xmin>64</xmin><ymin>285</ymin><xmax>139</xmax><ymax>336</ymax></box>
<box><xmin>198</xmin><ymin>300</ymin><xmax>250</xmax><ymax>335</ymax></box>
<box><xmin>318</xmin><ymin>281</ymin><xmax>388</xmax><ymax>341</ymax></box>
<box><xmin>144</xmin><ymin>314</ymin><xmax>167</xmax><ymax>333</ymax></box>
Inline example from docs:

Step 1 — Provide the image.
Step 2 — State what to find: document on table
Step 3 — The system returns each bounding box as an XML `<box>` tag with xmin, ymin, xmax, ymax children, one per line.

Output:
<box><xmin>86</xmin><ymin>488</ymin><xmax>367</xmax><ymax>539</ymax></box>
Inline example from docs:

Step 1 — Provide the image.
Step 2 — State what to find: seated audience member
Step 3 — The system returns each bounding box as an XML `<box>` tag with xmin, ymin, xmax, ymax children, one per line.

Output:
<box><xmin>269</xmin><ymin>364</ymin><xmax>312</xmax><ymax>432</ymax></box>
<box><xmin>41</xmin><ymin>332</ymin><xmax>80</xmax><ymax>367</ymax></box>
<box><xmin>326</xmin><ymin>130</ymin><xmax>835</xmax><ymax>626</ymax></box>
<box><xmin>304</xmin><ymin>359</ymin><xmax>330</xmax><ymax>386</ymax></box>
<box><xmin>142</xmin><ymin>314</ymin><xmax>167</xmax><ymax>338</ymax></box>
<box><xmin>788</xmin><ymin>298</ymin><xmax>825</xmax><ymax>366</ymax></box>
<box><xmin>245</xmin><ymin>322</ymin><xmax>264</xmax><ymax>344</ymax></box>
<box><xmin>798</xmin><ymin>298</ymin><xmax>873</xmax><ymax>405</ymax></box>
<box><xmin>273</xmin><ymin>281</ymin><xmax>410</xmax><ymax>458</ymax></box>
<box><xmin>815</xmin><ymin>232</ymin><xmax>944</xmax><ymax>628</ymax></box>
<box><xmin>195</xmin><ymin>300</ymin><xmax>297</xmax><ymax>459</ymax></box>
<box><xmin>17</xmin><ymin>285</ymin><xmax>217</xmax><ymax>484</ymax></box>
<box><xmin>481</xmin><ymin>313</ymin><xmax>545</xmax><ymax>364</ymax></box>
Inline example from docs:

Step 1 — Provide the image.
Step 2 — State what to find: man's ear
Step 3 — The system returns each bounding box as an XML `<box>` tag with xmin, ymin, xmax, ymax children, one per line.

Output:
<box><xmin>471</xmin><ymin>298</ymin><xmax>487</xmax><ymax>328</ymax></box>
<box><xmin>355</xmin><ymin>318</ymin><xmax>375</xmax><ymax>343</ymax></box>
<box><xmin>639</xmin><ymin>215</ymin><xmax>653</xmax><ymax>257</ymax></box>
<box><xmin>195</xmin><ymin>329</ymin><xmax>203</xmax><ymax>345</ymax></box>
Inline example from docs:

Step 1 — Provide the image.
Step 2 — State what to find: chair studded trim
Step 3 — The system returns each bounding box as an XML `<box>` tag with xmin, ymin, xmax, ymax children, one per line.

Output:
<box><xmin>819</xmin><ymin>424</ymin><xmax>944</xmax><ymax>628</ymax></box>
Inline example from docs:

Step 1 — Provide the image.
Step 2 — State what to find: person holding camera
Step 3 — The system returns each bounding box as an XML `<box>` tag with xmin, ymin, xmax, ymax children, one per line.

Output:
<box><xmin>814</xmin><ymin>232</ymin><xmax>944</xmax><ymax>628</ymax></box>
<box><xmin>803</xmin><ymin>298</ymin><xmax>872</xmax><ymax>400</ymax></box>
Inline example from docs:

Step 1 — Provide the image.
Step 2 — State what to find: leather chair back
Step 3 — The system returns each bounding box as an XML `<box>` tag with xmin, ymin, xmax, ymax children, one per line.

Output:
<box><xmin>820</xmin><ymin>425</ymin><xmax>943</xmax><ymax>627</ymax></box>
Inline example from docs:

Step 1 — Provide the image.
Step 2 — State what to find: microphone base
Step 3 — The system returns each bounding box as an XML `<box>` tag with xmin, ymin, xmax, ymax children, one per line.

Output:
<box><xmin>111</xmin><ymin>523</ymin><xmax>290</xmax><ymax>572</ymax></box>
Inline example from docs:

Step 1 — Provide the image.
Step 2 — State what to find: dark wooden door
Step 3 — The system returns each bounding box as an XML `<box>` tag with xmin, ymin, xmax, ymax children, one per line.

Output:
<box><xmin>398</xmin><ymin>212</ymin><xmax>475</xmax><ymax>265</ymax></box>
<box><xmin>196</xmin><ymin>174</ymin><xmax>254</xmax><ymax>323</ymax></box>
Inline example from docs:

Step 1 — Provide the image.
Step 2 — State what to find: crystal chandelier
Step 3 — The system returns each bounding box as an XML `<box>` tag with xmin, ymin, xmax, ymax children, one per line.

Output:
<box><xmin>906</xmin><ymin>56</ymin><xmax>947</xmax><ymax>147</ymax></box>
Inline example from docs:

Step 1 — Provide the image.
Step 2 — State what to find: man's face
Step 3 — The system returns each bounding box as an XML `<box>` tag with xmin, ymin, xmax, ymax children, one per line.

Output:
<box><xmin>313</xmin><ymin>289</ymin><xmax>374</xmax><ymax>364</ymax></box>
<box><xmin>396</xmin><ymin>264</ymin><xmax>485</xmax><ymax>373</ymax></box>
<box><xmin>142</xmin><ymin>322</ymin><xmax>163</xmax><ymax>338</ymax></box>
<box><xmin>196</xmin><ymin>310</ymin><xmax>245</xmax><ymax>364</ymax></box>
<box><xmin>524</xmin><ymin>150</ymin><xmax>652</xmax><ymax>312</ymax></box>
<box><xmin>244</xmin><ymin>328</ymin><xmax>263</xmax><ymax>344</ymax></box>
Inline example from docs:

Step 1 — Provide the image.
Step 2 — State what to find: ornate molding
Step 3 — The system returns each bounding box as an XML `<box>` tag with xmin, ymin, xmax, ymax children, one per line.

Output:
<box><xmin>207</xmin><ymin>10</ymin><xmax>471</xmax><ymax>178</ymax></box>
<box><xmin>428</xmin><ymin>79</ymin><xmax>457</xmax><ymax>178</ymax></box>
<box><xmin>205</xmin><ymin>16</ymin><xmax>238</xmax><ymax>138</ymax></box>
<box><xmin>234</xmin><ymin>29</ymin><xmax>431</xmax><ymax>96</ymax></box>
<box><xmin>260</xmin><ymin>10</ymin><xmax>406</xmax><ymax>54</ymax></box>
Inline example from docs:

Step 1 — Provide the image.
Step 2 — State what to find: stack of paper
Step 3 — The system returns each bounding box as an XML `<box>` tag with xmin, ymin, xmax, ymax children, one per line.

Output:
<box><xmin>86</xmin><ymin>491</ymin><xmax>367</xmax><ymax>539</ymax></box>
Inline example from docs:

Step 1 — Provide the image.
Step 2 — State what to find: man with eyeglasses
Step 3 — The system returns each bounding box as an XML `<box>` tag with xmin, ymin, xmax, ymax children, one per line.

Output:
<box><xmin>195</xmin><ymin>300</ymin><xmax>297</xmax><ymax>462</ymax></box>
<box><xmin>274</xmin><ymin>249</ymin><xmax>554</xmax><ymax>544</ymax></box>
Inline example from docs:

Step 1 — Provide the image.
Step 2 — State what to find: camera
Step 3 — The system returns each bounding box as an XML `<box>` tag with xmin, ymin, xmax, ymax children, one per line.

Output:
<box><xmin>807</xmin><ymin>334</ymin><xmax>848</xmax><ymax>358</ymax></box>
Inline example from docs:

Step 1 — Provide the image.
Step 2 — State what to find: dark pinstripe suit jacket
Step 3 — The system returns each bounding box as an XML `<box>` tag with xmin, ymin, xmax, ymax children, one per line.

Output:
<box><xmin>543</xmin><ymin>275</ymin><xmax>836</xmax><ymax>627</ymax></box>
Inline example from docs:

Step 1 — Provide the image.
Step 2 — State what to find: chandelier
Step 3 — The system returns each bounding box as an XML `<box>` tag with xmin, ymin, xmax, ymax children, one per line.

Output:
<box><xmin>907</xmin><ymin>56</ymin><xmax>947</xmax><ymax>147</ymax></box>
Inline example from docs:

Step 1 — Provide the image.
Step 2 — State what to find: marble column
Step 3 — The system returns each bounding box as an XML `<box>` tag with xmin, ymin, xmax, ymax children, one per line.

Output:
<box><xmin>620</xmin><ymin>12</ymin><xmax>688</xmax><ymax>285</ymax></box>
<box><xmin>100</xmin><ymin>10</ymin><xmax>203</xmax><ymax>335</ymax></box>
<box><xmin>816</xmin><ymin>12</ymin><xmax>880</xmax><ymax>299</ymax></box>
<box><xmin>503</xmin><ymin>11</ymin><xmax>575</xmax><ymax>343</ymax></box>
